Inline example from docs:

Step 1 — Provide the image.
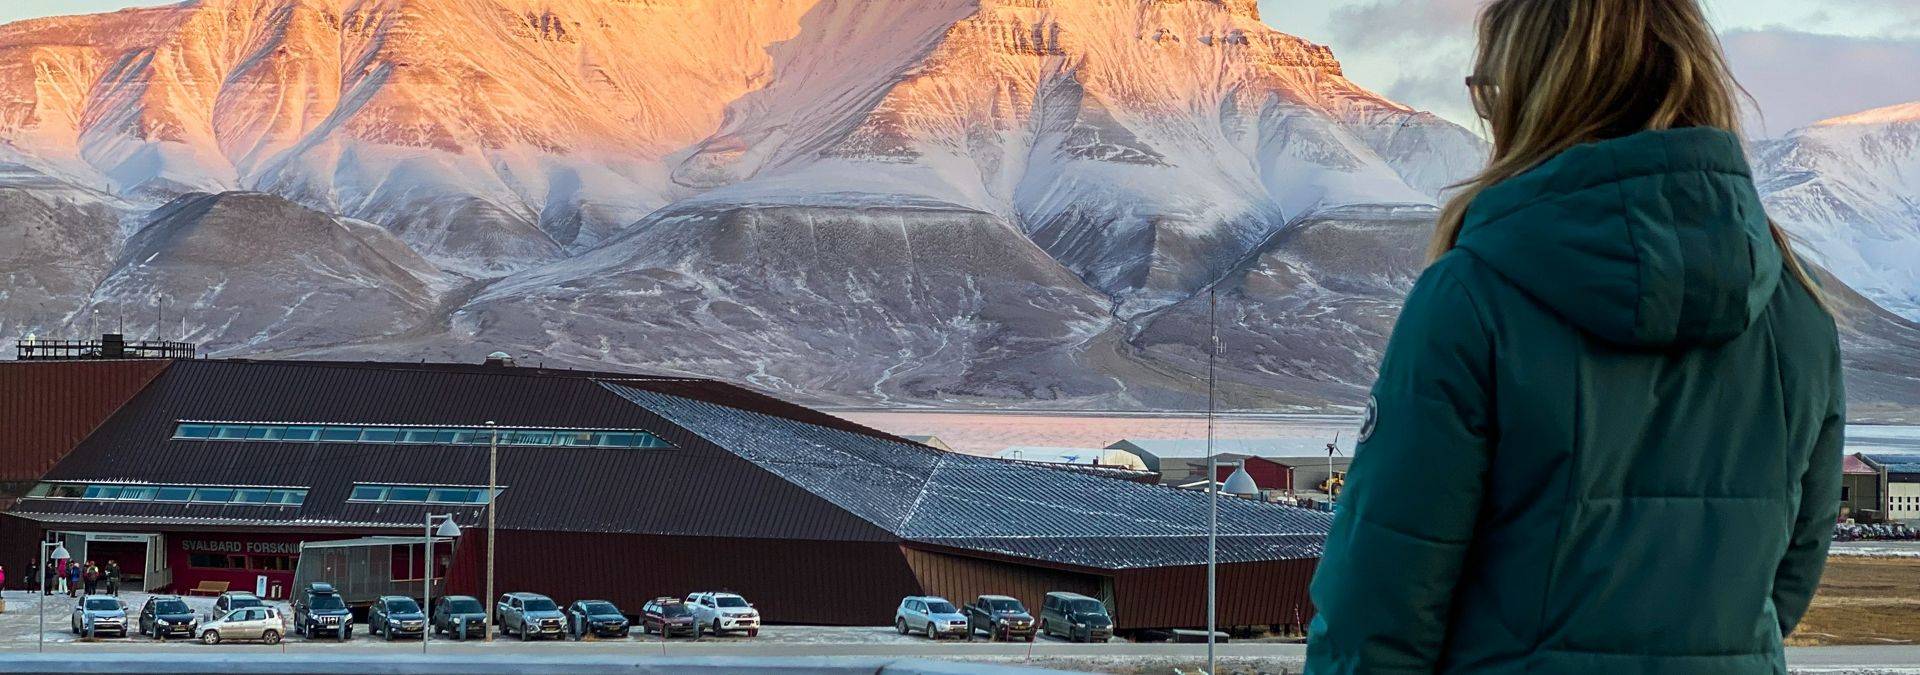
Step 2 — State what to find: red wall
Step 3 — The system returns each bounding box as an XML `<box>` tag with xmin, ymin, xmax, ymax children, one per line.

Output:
<box><xmin>0</xmin><ymin>360</ymin><xmax>169</xmax><ymax>485</ymax></box>
<box><xmin>1214</xmin><ymin>457</ymin><xmax>1293</xmax><ymax>491</ymax></box>
<box><xmin>165</xmin><ymin>532</ymin><xmax>311</xmax><ymax>599</ymax></box>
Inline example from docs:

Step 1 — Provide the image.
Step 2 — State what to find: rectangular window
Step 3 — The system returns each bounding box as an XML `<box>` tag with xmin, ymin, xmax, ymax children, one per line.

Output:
<box><xmin>387</xmin><ymin>486</ymin><xmax>431</xmax><ymax>502</ymax></box>
<box><xmin>83</xmin><ymin>485</ymin><xmax>123</xmax><ymax>500</ymax></box>
<box><xmin>319</xmin><ymin>427</ymin><xmax>362</xmax><ymax>442</ymax></box>
<box><xmin>214</xmin><ymin>425</ymin><xmax>254</xmax><ymax>440</ymax></box>
<box><xmin>191</xmin><ymin>488</ymin><xmax>236</xmax><ymax>503</ymax></box>
<box><xmin>242</xmin><ymin>426</ymin><xmax>271</xmax><ymax>440</ymax></box>
<box><xmin>119</xmin><ymin>486</ymin><xmax>158</xmax><ymax>501</ymax></box>
<box><xmin>465</xmin><ymin>489</ymin><xmax>493</xmax><ymax>504</ymax></box>
<box><xmin>153</xmin><ymin>487</ymin><xmax>193</xmax><ymax>502</ymax></box>
<box><xmin>281</xmin><ymin>426</ymin><xmax>322</xmax><ymax>442</ymax></box>
<box><xmin>275</xmin><ymin>490</ymin><xmax>306</xmax><ymax>505</ymax></box>
<box><xmin>360</xmin><ymin>428</ymin><xmax>400</xmax><ymax>443</ymax></box>
<box><xmin>596</xmin><ymin>433</ymin><xmax>634</xmax><ymax>448</ymax></box>
<box><xmin>401</xmin><ymin>428</ymin><xmax>443</xmax><ymax>444</ymax></box>
<box><xmin>175</xmin><ymin>424</ymin><xmax>217</xmax><ymax>439</ymax></box>
<box><xmin>232</xmin><ymin>489</ymin><xmax>277</xmax><ymax>504</ymax></box>
<box><xmin>26</xmin><ymin>483</ymin><xmax>51</xmax><ymax>498</ymax></box>
<box><xmin>349</xmin><ymin>485</ymin><xmax>387</xmax><ymax>502</ymax></box>
<box><xmin>49</xmin><ymin>484</ymin><xmax>85</xmax><ymax>499</ymax></box>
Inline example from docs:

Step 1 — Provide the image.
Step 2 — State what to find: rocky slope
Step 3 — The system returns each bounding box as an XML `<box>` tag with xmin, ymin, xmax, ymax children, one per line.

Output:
<box><xmin>0</xmin><ymin>0</ymin><xmax>1912</xmax><ymax>414</ymax></box>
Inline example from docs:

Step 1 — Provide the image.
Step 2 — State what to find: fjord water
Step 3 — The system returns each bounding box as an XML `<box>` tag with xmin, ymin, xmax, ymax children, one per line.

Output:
<box><xmin>836</xmin><ymin>410</ymin><xmax>1920</xmax><ymax>458</ymax></box>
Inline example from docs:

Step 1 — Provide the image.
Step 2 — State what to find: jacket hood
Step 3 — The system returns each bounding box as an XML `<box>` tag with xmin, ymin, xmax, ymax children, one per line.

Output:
<box><xmin>1454</xmin><ymin>127</ymin><xmax>1781</xmax><ymax>348</ymax></box>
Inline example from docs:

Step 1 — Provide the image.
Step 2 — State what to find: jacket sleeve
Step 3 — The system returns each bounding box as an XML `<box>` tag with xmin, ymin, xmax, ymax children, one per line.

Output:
<box><xmin>1772</xmin><ymin>347</ymin><xmax>1844</xmax><ymax>637</ymax></box>
<box><xmin>1307</xmin><ymin>261</ymin><xmax>1494</xmax><ymax>674</ymax></box>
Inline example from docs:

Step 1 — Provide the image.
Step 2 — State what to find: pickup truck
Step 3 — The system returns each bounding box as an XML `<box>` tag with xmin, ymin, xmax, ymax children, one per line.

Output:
<box><xmin>963</xmin><ymin>595</ymin><xmax>1035</xmax><ymax>641</ymax></box>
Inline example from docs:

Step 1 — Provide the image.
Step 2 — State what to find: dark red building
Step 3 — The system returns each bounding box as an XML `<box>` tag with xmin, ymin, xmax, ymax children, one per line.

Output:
<box><xmin>1</xmin><ymin>353</ymin><xmax>1329</xmax><ymax>631</ymax></box>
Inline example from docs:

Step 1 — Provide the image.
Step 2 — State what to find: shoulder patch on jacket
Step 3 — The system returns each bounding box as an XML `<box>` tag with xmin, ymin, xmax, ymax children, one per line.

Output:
<box><xmin>1358</xmin><ymin>394</ymin><xmax>1378</xmax><ymax>443</ymax></box>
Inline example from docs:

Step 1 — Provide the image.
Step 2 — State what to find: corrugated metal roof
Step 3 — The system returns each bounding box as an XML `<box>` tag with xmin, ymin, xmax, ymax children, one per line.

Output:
<box><xmin>1864</xmin><ymin>453</ymin><xmax>1920</xmax><ymax>475</ymax></box>
<box><xmin>606</xmin><ymin>385</ymin><xmax>1331</xmax><ymax>569</ymax></box>
<box><xmin>13</xmin><ymin>359</ymin><xmax>897</xmax><ymax>543</ymax></box>
<box><xmin>0</xmin><ymin>359</ymin><xmax>170</xmax><ymax>483</ymax></box>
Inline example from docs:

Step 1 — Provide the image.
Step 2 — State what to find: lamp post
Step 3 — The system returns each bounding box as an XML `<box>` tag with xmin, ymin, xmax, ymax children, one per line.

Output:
<box><xmin>40</xmin><ymin>540</ymin><xmax>70</xmax><ymax>652</ymax></box>
<box><xmin>423</xmin><ymin>514</ymin><xmax>461</xmax><ymax>653</ymax></box>
<box><xmin>484</xmin><ymin>420</ymin><xmax>498</xmax><ymax>642</ymax></box>
<box><xmin>1205</xmin><ymin>289</ymin><xmax>1220</xmax><ymax>673</ymax></box>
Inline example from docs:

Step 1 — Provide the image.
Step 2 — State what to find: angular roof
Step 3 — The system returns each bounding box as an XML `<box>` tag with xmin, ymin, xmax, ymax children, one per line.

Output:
<box><xmin>1108</xmin><ymin>437</ymin><xmax>1337</xmax><ymax>459</ymax></box>
<box><xmin>8</xmin><ymin>358</ymin><xmax>1331</xmax><ymax>572</ymax></box>
<box><xmin>1844</xmin><ymin>453</ymin><xmax>1879</xmax><ymax>475</ymax></box>
<box><xmin>606</xmin><ymin>385</ymin><xmax>1330</xmax><ymax>569</ymax></box>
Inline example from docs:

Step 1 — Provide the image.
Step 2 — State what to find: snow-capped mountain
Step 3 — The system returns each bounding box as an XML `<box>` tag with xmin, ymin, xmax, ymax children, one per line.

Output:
<box><xmin>1756</xmin><ymin>101</ymin><xmax>1920</xmax><ymax>322</ymax></box>
<box><xmin>0</xmin><ymin>0</ymin><xmax>1913</xmax><ymax>414</ymax></box>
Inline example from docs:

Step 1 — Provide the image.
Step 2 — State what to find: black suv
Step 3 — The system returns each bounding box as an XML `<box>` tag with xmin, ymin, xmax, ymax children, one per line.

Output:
<box><xmin>369</xmin><ymin>595</ymin><xmax>426</xmax><ymax>640</ymax></box>
<box><xmin>965</xmin><ymin>594</ymin><xmax>1036</xmax><ymax>641</ymax></box>
<box><xmin>293</xmin><ymin>582</ymin><xmax>353</xmax><ymax>640</ymax></box>
<box><xmin>431</xmin><ymin>595</ymin><xmax>488</xmax><ymax>640</ymax></box>
<box><xmin>138</xmin><ymin>595</ymin><xmax>197</xmax><ymax>639</ymax></box>
<box><xmin>1038</xmin><ymin>591</ymin><xmax>1112</xmax><ymax>642</ymax></box>
<box><xmin>566</xmin><ymin>599</ymin><xmax>630</xmax><ymax>639</ymax></box>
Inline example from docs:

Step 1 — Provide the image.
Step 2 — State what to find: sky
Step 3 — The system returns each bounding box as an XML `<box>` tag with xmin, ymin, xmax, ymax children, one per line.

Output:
<box><xmin>3</xmin><ymin>0</ymin><xmax>1917</xmax><ymax>137</ymax></box>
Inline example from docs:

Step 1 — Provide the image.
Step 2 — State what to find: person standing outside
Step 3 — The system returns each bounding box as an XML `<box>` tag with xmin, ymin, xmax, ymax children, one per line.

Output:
<box><xmin>104</xmin><ymin>560</ymin><xmax>121</xmax><ymax>596</ymax></box>
<box><xmin>65</xmin><ymin>559</ymin><xmax>81</xmax><ymax>598</ymax></box>
<box><xmin>82</xmin><ymin>560</ymin><xmax>99</xmax><ymax>596</ymax></box>
<box><xmin>1306</xmin><ymin>1</ymin><xmax>1843</xmax><ymax>673</ymax></box>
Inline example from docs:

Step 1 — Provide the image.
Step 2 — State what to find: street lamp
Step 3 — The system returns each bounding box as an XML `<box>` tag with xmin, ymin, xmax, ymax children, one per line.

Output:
<box><xmin>423</xmin><ymin>514</ymin><xmax>461</xmax><ymax>653</ymax></box>
<box><xmin>40</xmin><ymin>540</ymin><xmax>70</xmax><ymax>652</ymax></box>
<box><xmin>484</xmin><ymin>420</ymin><xmax>498</xmax><ymax>642</ymax></box>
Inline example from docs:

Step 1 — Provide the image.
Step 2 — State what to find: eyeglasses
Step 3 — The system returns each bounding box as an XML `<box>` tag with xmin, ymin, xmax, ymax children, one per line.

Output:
<box><xmin>1465</xmin><ymin>75</ymin><xmax>1499</xmax><ymax>120</ymax></box>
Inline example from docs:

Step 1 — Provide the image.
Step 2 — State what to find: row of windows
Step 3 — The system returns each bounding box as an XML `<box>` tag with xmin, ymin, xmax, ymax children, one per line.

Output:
<box><xmin>26</xmin><ymin>482</ymin><xmax>307</xmax><ymax>506</ymax></box>
<box><xmin>173</xmin><ymin>423</ymin><xmax>672</xmax><ymax>449</ymax></box>
<box><xmin>189</xmin><ymin>553</ymin><xmax>295</xmax><ymax>571</ymax></box>
<box><xmin>348</xmin><ymin>484</ymin><xmax>497</xmax><ymax>505</ymax></box>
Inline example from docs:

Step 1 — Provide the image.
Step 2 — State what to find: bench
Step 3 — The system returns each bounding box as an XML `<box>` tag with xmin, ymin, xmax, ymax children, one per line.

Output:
<box><xmin>184</xmin><ymin>580</ymin><xmax>229</xmax><ymax>597</ymax></box>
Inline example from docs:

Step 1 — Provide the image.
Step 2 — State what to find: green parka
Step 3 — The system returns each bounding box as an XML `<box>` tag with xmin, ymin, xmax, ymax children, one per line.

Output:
<box><xmin>1306</xmin><ymin>127</ymin><xmax>1844</xmax><ymax>674</ymax></box>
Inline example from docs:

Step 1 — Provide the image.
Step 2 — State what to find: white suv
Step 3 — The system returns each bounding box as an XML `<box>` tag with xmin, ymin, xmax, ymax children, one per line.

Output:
<box><xmin>685</xmin><ymin>592</ymin><xmax>760</xmax><ymax>637</ymax></box>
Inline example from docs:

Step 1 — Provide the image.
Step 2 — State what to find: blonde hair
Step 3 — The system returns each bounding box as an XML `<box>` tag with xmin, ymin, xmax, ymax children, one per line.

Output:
<box><xmin>1432</xmin><ymin>0</ymin><xmax>1821</xmax><ymax>302</ymax></box>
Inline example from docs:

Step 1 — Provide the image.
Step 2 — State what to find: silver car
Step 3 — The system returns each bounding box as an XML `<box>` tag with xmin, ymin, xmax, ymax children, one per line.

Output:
<box><xmin>196</xmin><ymin>606</ymin><xmax>283</xmax><ymax>644</ymax></box>
<box><xmin>895</xmin><ymin>596</ymin><xmax>970</xmax><ymax>640</ymax></box>
<box><xmin>70</xmin><ymin>595</ymin><xmax>128</xmax><ymax>637</ymax></box>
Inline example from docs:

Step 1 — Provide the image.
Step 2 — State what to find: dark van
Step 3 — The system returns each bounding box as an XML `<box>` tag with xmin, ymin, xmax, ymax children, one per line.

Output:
<box><xmin>1038</xmin><ymin>591</ymin><xmax>1112</xmax><ymax>642</ymax></box>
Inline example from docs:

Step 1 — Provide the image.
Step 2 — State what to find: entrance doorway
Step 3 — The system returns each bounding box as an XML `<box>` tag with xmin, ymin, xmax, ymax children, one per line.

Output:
<box><xmin>53</xmin><ymin>532</ymin><xmax>170</xmax><ymax>592</ymax></box>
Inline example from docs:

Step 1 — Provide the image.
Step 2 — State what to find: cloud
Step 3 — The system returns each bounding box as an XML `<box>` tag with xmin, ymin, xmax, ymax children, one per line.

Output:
<box><xmin>1721</xmin><ymin>29</ymin><xmax>1920</xmax><ymax>134</ymax></box>
<box><xmin>1328</xmin><ymin>0</ymin><xmax>1480</xmax><ymax>50</ymax></box>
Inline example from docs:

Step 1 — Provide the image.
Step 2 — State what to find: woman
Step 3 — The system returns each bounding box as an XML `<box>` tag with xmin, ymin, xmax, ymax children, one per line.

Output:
<box><xmin>1306</xmin><ymin>0</ymin><xmax>1842</xmax><ymax>673</ymax></box>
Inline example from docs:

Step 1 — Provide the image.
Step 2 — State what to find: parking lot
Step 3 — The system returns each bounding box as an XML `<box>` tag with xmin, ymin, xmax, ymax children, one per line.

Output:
<box><xmin>0</xmin><ymin>590</ymin><xmax>1121</xmax><ymax>650</ymax></box>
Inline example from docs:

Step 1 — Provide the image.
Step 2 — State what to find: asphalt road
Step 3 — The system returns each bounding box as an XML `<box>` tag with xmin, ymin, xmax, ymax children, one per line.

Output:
<box><xmin>8</xmin><ymin>640</ymin><xmax>1920</xmax><ymax>673</ymax></box>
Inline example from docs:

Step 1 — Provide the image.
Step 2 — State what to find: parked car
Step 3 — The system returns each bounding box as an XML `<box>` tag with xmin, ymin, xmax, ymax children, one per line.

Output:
<box><xmin>369</xmin><ymin>595</ymin><xmax>426</xmax><ymax>641</ymax></box>
<box><xmin>895</xmin><ymin>596</ymin><xmax>969</xmax><ymax>640</ymax></box>
<box><xmin>431</xmin><ymin>595</ymin><xmax>489</xmax><ymax>640</ymax></box>
<box><xmin>686</xmin><ymin>592</ymin><xmax>760</xmax><ymax>637</ymax></box>
<box><xmin>138</xmin><ymin>595</ymin><xmax>198</xmax><ymax>639</ymax></box>
<box><xmin>640</xmin><ymin>597</ymin><xmax>697</xmax><ymax>638</ymax></box>
<box><xmin>212</xmin><ymin>591</ymin><xmax>263</xmax><ymax>618</ymax></box>
<box><xmin>1038</xmin><ymin>592</ymin><xmax>1112</xmax><ymax>643</ymax></box>
<box><xmin>497</xmin><ymin>592</ymin><xmax>566</xmax><ymax>641</ymax></box>
<box><xmin>964</xmin><ymin>595</ymin><xmax>1035</xmax><ymax>641</ymax></box>
<box><xmin>71</xmin><ymin>595</ymin><xmax>128</xmax><ymax>637</ymax></box>
<box><xmin>196</xmin><ymin>606</ymin><xmax>283</xmax><ymax>645</ymax></box>
<box><xmin>293</xmin><ymin>582</ymin><xmax>353</xmax><ymax>640</ymax></box>
<box><xmin>565</xmin><ymin>599</ymin><xmax>630</xmax><ymax>639</ymax></box>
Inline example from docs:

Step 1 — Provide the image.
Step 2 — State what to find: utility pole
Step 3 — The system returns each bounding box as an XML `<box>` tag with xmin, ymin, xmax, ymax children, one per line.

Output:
<box><xmin>485</xmin><ymin>421</ymin><xmax>498</xmax><ymax>642</ymax></box>
<box><xmin>1206</xmin><ymin>288</ymin><xmax>1220</xmax><ymax>674</ymax></box>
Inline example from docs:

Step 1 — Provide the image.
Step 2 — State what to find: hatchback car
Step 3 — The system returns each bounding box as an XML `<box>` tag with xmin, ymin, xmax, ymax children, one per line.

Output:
<box><xmin>640</xmin><ymin>597</ymin><xmax>697</xmax><ymax>638</ymax></box>
<box><xmin>138</xmin><ymin>595</ymin><xmax>198</xmax><ymax>639</ymax></box>
<box><xmin>71</xmin><ymin>595</ymin><xmax>128</xmax><ymax>637</ymax></box>
<box><xmin>196</xmin><ymin>606</ymin><xmax>283</xmax><ymax>645</ymax></box>
<box><xmin>895</xmin><ymin>596</ymin><xmax>969</xmax><ymax>640</ymax></box>
<box><xmin>566</xmin><ymin>599</ymin><xmax>630</xmax><ymax>639</ymax></box>
<box><xmin>431</xmin><ymin>595</ymin><xmax>489</xmax><ymax>640</ymax></box>
<box><xmin>497</xmin><ymin>592</ymin><xmax>566</xmax><ymax>641</ymax></box>
<box><xmin>369</xmin><ymin>595</ymin><xmax>426</xmax><ymax>640</ymax></box>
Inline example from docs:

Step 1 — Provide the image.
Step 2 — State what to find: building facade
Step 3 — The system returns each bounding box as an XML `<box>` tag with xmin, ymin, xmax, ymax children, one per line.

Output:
<box><xmin>1</xmin><ymin>356</ymin><xmax>1330</xmax><ymax>631</ymax></box>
